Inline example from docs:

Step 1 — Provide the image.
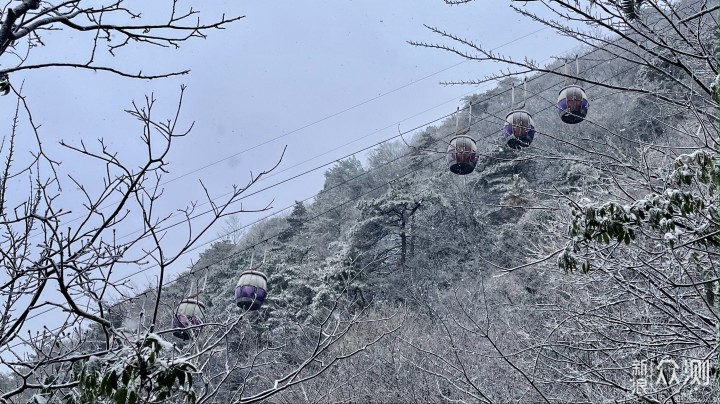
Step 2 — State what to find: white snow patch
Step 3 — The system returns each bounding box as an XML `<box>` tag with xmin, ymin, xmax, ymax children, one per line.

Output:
<box><xmin>30</xmin><ymin>395</ymin><xmax>48</xmax><ymax>404</ymax></box>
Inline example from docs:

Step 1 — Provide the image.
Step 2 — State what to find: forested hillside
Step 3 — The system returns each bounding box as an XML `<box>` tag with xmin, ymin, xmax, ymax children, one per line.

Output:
<box><xmin>1</xmin><ymin>0</ymin><xmax>716</xmax><ymax>403</ymax></box>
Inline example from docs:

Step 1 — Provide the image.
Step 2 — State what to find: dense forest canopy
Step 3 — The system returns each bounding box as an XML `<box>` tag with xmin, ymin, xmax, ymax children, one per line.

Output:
<box><xmin>0</xmin><ymin>0</ymin><xmax>717</xmax><ymax>403</ymax></box>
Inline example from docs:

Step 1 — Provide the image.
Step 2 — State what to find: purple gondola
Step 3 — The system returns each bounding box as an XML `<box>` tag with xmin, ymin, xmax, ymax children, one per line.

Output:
<box><xmin>235</xmin><ymin>269</ymin><xmax>268</xmax><ymax>311</ymax></box>
<box><xmin>172</xmin><ymin>298</ymin><xmax>205</xmax><ymax>341</ymax></box>
<box><xmin>557</xmin><ymin>85</ymin><xmax>589</xmax><ymax>124</ymax></box>
<box><xmin>447</xmin><ymin>131</ymin><xmax>479</xmax><ymax>175</ymax></box>
<box><xmin>502</xmin><ymin>110</ymin><xmax>536</xmax><ymax>149</ymax></box>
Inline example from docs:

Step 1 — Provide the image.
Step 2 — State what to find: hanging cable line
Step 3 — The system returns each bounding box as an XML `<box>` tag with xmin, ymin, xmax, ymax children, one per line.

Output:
<box><xmin>167</xmin><ymin>39</ymin><xmax>701</xmax><ymax>281</ymax></box>
<box><xmin>15</xmin><ymin>106</ymin><xmax>474</xmax><ymax>333</ymax></box>
<box><xmin>156</xmin><ymin>25</ymin><xmax>551</xmax><ymax>187</ymax></box>
<box><xmin>13</xmin><ymin>42</ymin><xmax>668</xmax><ymax>336</ymax></box>
<box><xmin>14</xmin><ymin>48</ymin><xmax>664</xmax><ymax>338</ymax></box>
<box><xmin>8</xmin><ymin>9</ymin><xmax>704</xmax><ymax>349</ymax></box>
<box><xmin>9</xmin><ymin>152</ymin><xmax>448</xmax><ymax>350</ymax></box>
<box><xmin>41</xmin><ymin>26</ymin><xmax>553</xmax><ymax>235</ymax></box>
<box><xmin>112</xmin><ymin>47</ymin><xmax>634</xmax><ymax>247</ymax></box>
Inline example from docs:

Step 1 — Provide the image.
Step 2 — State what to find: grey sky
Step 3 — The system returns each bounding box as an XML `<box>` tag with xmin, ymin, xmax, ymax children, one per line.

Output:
<box><xmin>1</xmin><ymin>1</ymin><xmax>580</xmax><ymax>343</ymax></box>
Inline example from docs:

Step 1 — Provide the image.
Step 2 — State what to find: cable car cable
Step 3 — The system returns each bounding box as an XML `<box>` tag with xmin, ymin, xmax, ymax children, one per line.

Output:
<box><xmin>15</xmin><ymin>105</ymin><xmax>485</xmax><ymax>333</ymax></box>
<box><xmin>26</xmin><ymin>22</ymin><xmax>667</xmax><ymax>251</ymax></box>
<box><xmin>41</xmin><ymin>26</ymin><xmax>553</xmax><ymax>235</ymax></box>
<box><xmin>9</xmin><ymin>11</ymin><xmax>705</xmax><ymax>347</ymax></box>
<box><xmin>21</xmin><ymin>1</ymin><xmax>704</xmax><ymax>252</ymax></box>
<box><xmin>141</xmin><ymin>47</ymin><xmax>660</xmax><ymax>240</ymax></box>
<box><xmin>87</xmin><ymin>56</ymin><xmax>667</xmax><ymax>309</ymax></box>
<box><xmin>14</xmin><ymin>47</ymin><xmax>668</xmax><ymax>335</ymax></box>
<box><xmin>9</xmin><ymin>152</ymin><xmax>450</xmax><ymax>350</ymax></box>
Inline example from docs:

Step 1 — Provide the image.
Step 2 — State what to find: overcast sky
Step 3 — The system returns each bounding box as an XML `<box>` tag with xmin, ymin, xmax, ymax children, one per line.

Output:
<box><xmin>2</xmin><ymin>0</ymin><xmax>582</xmax><ymax>342</ymax></box>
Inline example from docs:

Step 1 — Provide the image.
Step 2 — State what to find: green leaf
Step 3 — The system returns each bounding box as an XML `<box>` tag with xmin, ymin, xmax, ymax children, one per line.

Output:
<box><xmin>87</xmin><ymin>374</ymin><xmax>97</xmax><ymax>390</ymax></box>
<box><xmin>100</xmin><ymin>375</ymin><xmax>108</xmax><ymax>393</ymax></box>
<box><xmin>115</xmin><ymin>387</ymin><xmax>127</xmax><ymax>404</ymax></box>
<box><xmin>616</xmin><ymin>227</ymin><xmax>625</xmax><ymax>242</ymax></box>
<box><xmin>602</xmin><ymin>232</ymin><xmax>610</xmax><ymax>244</ymax></box>
<box><xmin>109</xmin><ymin>371</ymin><xmax>118</xmax><ymax>389</ymax></box>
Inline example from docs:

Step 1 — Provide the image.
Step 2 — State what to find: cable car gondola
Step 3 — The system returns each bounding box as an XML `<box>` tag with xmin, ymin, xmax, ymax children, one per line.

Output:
<box><xmin>235</xmin><ymin>244</ymin><xmax>268</xmax><ymax>311</ymax></box>
<box><xmin>503</xmin><ymin>80</ymin><xmax>536</xmax><ymax>149</ymax></box>
<box><xmin>557</xmin><ymin>56</ymin><xmax>589</xmax><ymax>124</ymax></box>
<box><xmin>172</xmin><ymin>297</ymin><xmax>205</xmax><ymax>341</ymax></box>
<box><xmin>447</xmin><ymin>105</ymin><xmax>479</xmax><ymax>175</ymax></box>
<box><xmin>503</xmin><ymin>110</ymin><xmax>536</xmax><ymax>149</ymax></box>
